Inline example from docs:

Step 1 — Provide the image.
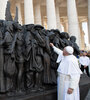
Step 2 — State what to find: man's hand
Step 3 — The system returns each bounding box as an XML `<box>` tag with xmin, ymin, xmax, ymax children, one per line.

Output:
<box><xmin>84</xmin><ymin>66</ymin><xmax>87</xmax><ymax>68</ymax></box>
<box><xmin>50</xmin><ymin>43</ymin><xmax>54</xmax><ymax>47</ymax></box>
<box><xmin>67</xmin><ymin>88</ymin><xmax>74</xmax><ymax>94</ymax></box>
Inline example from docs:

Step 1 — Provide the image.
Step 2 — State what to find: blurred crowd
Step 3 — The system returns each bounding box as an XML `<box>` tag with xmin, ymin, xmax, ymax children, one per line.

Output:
<box><xmin>78</xmin><ymin>50</ymin><xmax>90</xmax><ymax>77</ymax></box>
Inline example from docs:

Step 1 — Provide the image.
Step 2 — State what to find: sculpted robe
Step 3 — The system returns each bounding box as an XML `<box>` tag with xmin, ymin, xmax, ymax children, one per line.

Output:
<box><xmin>53</xmin><ymin>46</ymin><xmax>82</xmax><ymax>100</ymax></box>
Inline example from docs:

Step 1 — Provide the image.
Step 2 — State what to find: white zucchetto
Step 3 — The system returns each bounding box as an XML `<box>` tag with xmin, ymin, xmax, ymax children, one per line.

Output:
<box><xmin>65</xmin><ymin>46</ymin><xmax>74</xmax><ymax>54</ymax></box>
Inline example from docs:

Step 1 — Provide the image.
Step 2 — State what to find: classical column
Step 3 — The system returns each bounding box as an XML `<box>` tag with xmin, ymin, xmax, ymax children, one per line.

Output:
<box><xmin>34</xmin><ymin>0</ymin><xmax>42</xmax><ymax>25</ymax></box>
<box><xmin>16</xmin><ymin>3</ymin><xmax>22</xmax><ymax>25</ymax></box>
<box><xmin>63</xmin><ymin>22</ymin><xmax>68</xmax><ymax>32</ymax></box>
<box><xmin>46</xmin><ymin>0</ymin><xmax>57</xmax><ymax>29</ymax></box>
<box><xmin>24</xmin><ymin>0</ymin><xmax>34</xmax><ymax>24</ymax></box>
<box><xmin>79</xmin><ymin>22</ymin><xmax>85</xmax><ymax>49</ymax></box>
<box><xmin>0</xmin><ymin>0</ymin><xmax>8</xmax><ymax>20</ymax></box>
<box><xmin>67</xmin><ymin>0</ymin><xmax>80</xmax><ymax>46</ymax></box>
<box><xmin>88</xmin><ymin>0</ymin><xmax>90</xmax><ymax>43</ymax></box>
<box><xmin>55</xmin><ymin>4</ymin><xmax>62</xmax><ymax>31</ymax></box>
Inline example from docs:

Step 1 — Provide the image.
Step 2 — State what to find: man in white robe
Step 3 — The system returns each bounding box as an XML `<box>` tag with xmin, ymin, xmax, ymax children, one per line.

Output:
<box><xmin>79</xmin><ymin>51</ymin><xmax>90</xmax><ymax>77</ymax></box>
<box><xmin>50</xmin><ymin>43</ymin><xmax>82</xmax><ymax>100</ymax></box>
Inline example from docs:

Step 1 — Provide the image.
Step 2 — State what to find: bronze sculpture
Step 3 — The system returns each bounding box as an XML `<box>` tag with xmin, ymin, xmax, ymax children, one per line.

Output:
<box><xmin>0</xmin><ymin>1</ymin><xmax>80</xmax><ymax>96</ymax></box>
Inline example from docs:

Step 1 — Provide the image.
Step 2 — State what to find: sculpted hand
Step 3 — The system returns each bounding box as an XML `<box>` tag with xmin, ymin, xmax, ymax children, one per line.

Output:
<box><xmin>50</xmin><ymin>43</ymin><xmax>54</xmax><ymax>47</ymax></box>
<box><xmin>8</xmin><ymin>49</ymin><xmax>13</xmax><ymax>54</ymax></box>
<box><xmin>67</xmin><ymin>88</ymin><xmax>73</xmax><ymax>94</ymax></box>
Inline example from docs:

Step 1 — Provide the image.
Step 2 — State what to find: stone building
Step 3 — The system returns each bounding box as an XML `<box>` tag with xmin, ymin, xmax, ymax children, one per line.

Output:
<box><xmin>0</xmin><ymin>0</ymin><xmax>89</xmax><ymax>50</ymax></box>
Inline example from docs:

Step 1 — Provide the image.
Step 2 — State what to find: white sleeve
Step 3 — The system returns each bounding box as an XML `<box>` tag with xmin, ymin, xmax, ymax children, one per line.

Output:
<box><xmin>69</xmin><ymin>74</ymin><xmax>80</xmax><ymax>90</ymax></box>
<box><xmin>53</xmin><ymin>46</ymin><xmax>63</xmax><ymax>55</ymax></box>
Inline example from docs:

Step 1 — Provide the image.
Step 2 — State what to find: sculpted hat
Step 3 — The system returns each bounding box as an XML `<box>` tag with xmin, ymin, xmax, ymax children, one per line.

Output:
<box><xmin>65</xmin><ymin>46</ymin><xmax>74</xmax><ymax>54</ymax></box>
<box><xmin>34</xmin><ymin>25</ymin><xmax>44</xmax><ymax>30</ymax></box>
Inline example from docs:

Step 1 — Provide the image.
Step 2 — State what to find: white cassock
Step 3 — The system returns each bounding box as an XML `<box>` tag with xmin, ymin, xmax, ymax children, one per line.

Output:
<box><xmin>79</xmin><ymin>56</ymin><xmax>90</xmax><ymax>74</ymax></box>
<box><xmin>79</xmin><ymin>56</ymin><xmax>90</xmax><ymax>67</ymax></box>
<box><xmin>53</xmin><ymin>46</ymin><xmax>82</xmax><ymax>100</ymax></box>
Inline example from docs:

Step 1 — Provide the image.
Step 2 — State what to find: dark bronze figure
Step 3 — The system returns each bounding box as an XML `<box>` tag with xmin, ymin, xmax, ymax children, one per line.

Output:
<box><xmin>24</xmin><ymin>24</ymin><xmax>36</xmax><ymax>89</ymax></box>
<box><xmin>39</xmin><ymin>29</ymin><xmax>51</xmax><ymax>84</ymax></box>
<box><xmin>1</xmin><ymin>21</ymin><xmax>17</xmax><ymax>93</ymax></box>
<box><xmin>70</xmin><ymin>36</ymin><xmax>80</xmax><ymax>56</ymax></box>
<box><xmin>60</xmin><ymin>32</ymin><xmax>70</xmax><ymax>46</ymax></box>
<box><xmin>5</xmin><ymin>1</ymin><xmax>13</xmax><ymax>21</ymax></box>
<box><xmin>13</xmin><ymin>23</ymin><xmax>24</xmax><ymax>92</ymax></box>
<box><xmin>30</xmin><ymin>25</ymin><xmax>45</xmax><ymax>90</ymax></box>
<box><xmin>0</xmin><ymin>20</ymin><xmax>5</xmax><ymax>93</ymax></box>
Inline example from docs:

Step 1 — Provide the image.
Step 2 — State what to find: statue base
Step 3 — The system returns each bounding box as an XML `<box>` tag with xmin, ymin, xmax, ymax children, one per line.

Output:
<box><xmin>0</xmin><ymin>86</ymin><xmax>57</xmax><ymax>100</ymax></box>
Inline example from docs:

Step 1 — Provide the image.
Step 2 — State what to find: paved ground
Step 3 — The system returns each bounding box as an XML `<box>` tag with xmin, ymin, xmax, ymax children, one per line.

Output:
<box><xmin>85</xmin><ymin>89</ymin><xmax>90</xmax><ymax>100</ymax></box>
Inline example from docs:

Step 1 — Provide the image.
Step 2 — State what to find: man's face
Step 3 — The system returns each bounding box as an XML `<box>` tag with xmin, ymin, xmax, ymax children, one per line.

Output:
<box><xmin>63</xmin><ymin>48</ymin><xmax>69</xmax><ymax>56</ymax></box>
<box><xmin>83</xmin><ymin>52</ymin><xmax>87</xmax><ymax>56</ymax></box>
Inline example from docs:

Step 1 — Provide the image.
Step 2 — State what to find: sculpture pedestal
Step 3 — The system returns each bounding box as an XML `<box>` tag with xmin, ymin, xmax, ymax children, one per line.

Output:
<box><xmin>80</xmin><ymin>74</ymin><xmax>90</xmax><ymax>100</ymax></box>
<box><xmin>0</xmin><ymin>86</ymin><xmax>57</xmax><ymax>100</ymax></box>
